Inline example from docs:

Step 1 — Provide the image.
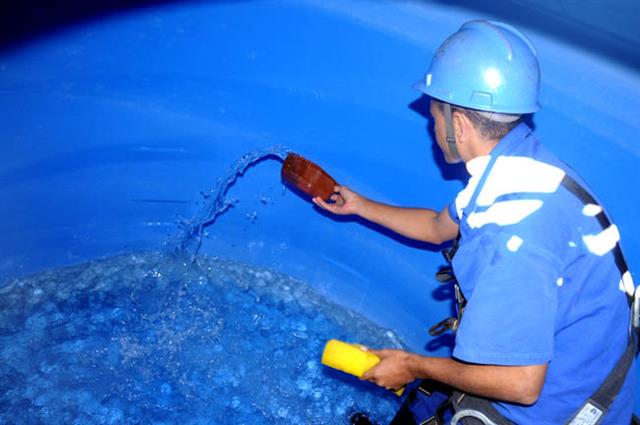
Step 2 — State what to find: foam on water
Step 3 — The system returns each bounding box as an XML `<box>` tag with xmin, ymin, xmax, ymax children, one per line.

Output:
<box><xmin>0</xmin><ymin>252</ymin><xmax>403</xmax><ymax>424</ymax></box>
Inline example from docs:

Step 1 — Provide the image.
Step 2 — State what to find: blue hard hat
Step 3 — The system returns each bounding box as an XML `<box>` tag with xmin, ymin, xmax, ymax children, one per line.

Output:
<box><xmin>416</xmin><ymin>20</ymin><xmax>541</xmax><ymax>114</ymax></box>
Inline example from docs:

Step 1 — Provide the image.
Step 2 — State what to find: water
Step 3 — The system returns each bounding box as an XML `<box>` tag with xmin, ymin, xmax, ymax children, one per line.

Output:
<box><xmin>172</xmin><ymin>145</ymin><xmax>291</xmax><ymax>258</ymax></box>
<box><xmin>0</xmin><ymin>252</ymin><xmax>402</xmax><ymax>424</ymax></box>
<box><xmin>0</xmin><ymin>147</ymin><xmax>407</xmax><ymax>423</ymax></box>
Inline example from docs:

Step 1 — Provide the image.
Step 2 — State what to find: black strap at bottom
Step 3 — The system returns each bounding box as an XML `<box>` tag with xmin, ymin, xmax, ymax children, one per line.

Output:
<box><xmin>564</xmin><ymin>336</ymin><xmax>636</xmax><ymax>425</ymax></box>
<box><xmin>450</xmin><ymin>392</ymin><xmax>514</xmax><ymax>425</ymax></box>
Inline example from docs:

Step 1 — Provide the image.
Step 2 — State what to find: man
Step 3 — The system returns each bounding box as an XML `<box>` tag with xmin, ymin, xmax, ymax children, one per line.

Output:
<box><xmin>313</xmin><ymin>20</ymin><xmax>635</xmax><ymax>424</ymax></box>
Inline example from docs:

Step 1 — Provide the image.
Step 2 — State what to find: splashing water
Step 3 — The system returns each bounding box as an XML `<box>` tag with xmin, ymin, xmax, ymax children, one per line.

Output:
<box><xmin>171</xmin><ymin>145</ymin><xmax>290</xmax><ymax>258</ymax></box>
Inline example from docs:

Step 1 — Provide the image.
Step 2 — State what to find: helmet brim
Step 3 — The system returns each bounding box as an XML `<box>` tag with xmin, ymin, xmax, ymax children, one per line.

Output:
<box><xmin>412</xmin><ymin>78</ymin><xmax>428</xmax><ymax>94</ymax></box>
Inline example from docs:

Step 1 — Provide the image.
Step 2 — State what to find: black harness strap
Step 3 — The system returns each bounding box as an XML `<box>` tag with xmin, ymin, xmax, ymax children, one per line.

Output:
<box><xmin>565</xmin><ymin>337</ymin><xmax>636</xmax><ymax>425</ymax></box>
<box><xmin>561</xmin><ymin>174</ymin><xmax>633</xmax><ymax>306</ymax></box>
<box><xmin>560</xmin><ymin>174</ymin><xmax>636</xmax><ymax>425</ymax></box>
<box><xmin>450</xmin><ymin>392</ymin><xmax>514</xmax><ymax>425</ymax></box>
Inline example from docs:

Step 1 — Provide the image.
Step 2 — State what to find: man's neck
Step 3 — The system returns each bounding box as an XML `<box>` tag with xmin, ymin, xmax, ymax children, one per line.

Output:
<box><xmin>464</xmin><ymin>137</ymin><xmax>500</xmax><ymax>163</ymax></box>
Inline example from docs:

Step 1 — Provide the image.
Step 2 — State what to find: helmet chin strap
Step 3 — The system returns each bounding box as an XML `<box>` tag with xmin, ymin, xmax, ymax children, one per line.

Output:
<box><xmin>443</xmin><ymin>103</ymin><xmax>461</xmax><ymax>161</ymax></box>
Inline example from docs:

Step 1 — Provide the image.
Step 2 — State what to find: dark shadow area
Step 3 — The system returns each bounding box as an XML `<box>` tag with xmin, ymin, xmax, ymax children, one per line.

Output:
<box><xmin>522</xmin><ymin>113</ymin><xmax>536</xmax><ymax>132</ymax></box>
<box><xmin>0</xmin><ymin>0</ymin><xmax>162</xmax><ymax>51</ymax></box>
<box><xmin>431</xmin><ymin>279</ymin><xmax>454</xmax><ymax>303</ymax></box>
<box><xmin>0</xmin><ymin>0</ymin><xmax>245</xmax><ymax>52</ymax></box>
<box><xmin>3</xmin><ymin>0</ymin><xmax>638</xmax><ymax>73</ymax></box>
<box><xmin>425</xmin><ymin>269</ymin><xmax>457</xmax><ymax>354</ymax></box>
<box><xmin>423</xmin><ymin>0</ymin><xmax>640</xmax><ymax>72</ymax></box>
<box><xmin>425</xmin><ymin>333</ymin><xmax>455</xmax><ymax>353</ymax></box>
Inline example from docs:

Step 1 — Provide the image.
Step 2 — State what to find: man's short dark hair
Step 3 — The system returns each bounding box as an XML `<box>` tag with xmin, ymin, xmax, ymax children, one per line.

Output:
<box><xmin>434</xmin><ymin>100</ymin><xmax>521</xmax><ymax>141</ymax></box>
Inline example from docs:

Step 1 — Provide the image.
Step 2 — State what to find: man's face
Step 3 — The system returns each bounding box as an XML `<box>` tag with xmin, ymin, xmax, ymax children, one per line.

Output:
<box><xmin>429</xmin><ymin>100</ymin><xmax>459</xmax><ymax>164</ymax></box>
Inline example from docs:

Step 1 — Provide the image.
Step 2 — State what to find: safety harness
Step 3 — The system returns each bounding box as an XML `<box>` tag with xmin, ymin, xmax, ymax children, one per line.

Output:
<box><xmin>421</xmin><ymin>174</ymin><xmax>639</xmax><ymax>425</ymax></box>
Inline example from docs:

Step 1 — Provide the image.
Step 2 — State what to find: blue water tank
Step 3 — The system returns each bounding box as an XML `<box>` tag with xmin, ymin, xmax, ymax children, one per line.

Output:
<box><xmin>1</xmin><ymin>0</ymin><xmax>639</xmax><ymax>415</ymax></box>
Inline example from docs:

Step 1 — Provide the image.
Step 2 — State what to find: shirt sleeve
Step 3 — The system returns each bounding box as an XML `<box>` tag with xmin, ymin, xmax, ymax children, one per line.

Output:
<box><xmin>452</xmin><ymin>231</ymin><xmax>562</xmax><ymax>366</ymax></box>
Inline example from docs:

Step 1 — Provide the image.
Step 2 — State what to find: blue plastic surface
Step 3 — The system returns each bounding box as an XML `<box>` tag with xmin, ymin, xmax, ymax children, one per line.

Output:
<box><xmin>1</xmin><ymin>0</ymin><xmax>639</xmax><ymax>415</ymax></box>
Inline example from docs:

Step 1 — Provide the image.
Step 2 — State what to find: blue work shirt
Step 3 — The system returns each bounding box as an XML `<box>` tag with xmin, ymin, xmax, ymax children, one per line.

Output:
<box><xmin>447</xmin><ymin>123</ymin><xmax>635</xmax><ymax>424</ymax></box>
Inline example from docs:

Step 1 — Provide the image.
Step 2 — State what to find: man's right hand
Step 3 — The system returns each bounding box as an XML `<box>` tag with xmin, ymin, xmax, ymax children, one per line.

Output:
<box><xmin>312</xmin><ymin>185</ymin><xmax>366</xmax><ymax>216</ymax></box>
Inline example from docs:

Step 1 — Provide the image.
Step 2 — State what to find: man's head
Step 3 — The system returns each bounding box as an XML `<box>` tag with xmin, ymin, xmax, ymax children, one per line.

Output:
<box><xmin>430</xmin><ymin>99</ymin><xmax>522</xmax><ymax>163</ymax></box>
<box><xmin>416</xmin><ymin>20</ymin><xmax>540</xmax><ymax>162</ymax></box>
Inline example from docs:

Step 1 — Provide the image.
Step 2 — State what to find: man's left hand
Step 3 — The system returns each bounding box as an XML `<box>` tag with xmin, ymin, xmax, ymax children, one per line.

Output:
<box><xmin>361</xmin><ymin>349</ymin><xmax>416</xmax><ymax>391</ymax></box>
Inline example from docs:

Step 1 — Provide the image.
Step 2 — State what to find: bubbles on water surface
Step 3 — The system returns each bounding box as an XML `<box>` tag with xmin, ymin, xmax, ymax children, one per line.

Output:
<box><xmin>0</xmin><ymin>252</ymin><xmax>403</xmax><ymax>424</ymax></box>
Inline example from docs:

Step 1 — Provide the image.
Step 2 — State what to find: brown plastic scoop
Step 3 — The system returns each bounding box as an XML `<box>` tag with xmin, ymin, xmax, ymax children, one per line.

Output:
<box><xmin>281</xmin><ymin>153</ymin><xmax>337</xmax><ymax>200</ymax></box>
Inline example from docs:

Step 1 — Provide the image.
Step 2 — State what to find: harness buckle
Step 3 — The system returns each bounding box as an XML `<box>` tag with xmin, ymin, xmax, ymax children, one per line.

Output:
<box><xmin>429</xmin><ymin>317</ymin><xmax>459</xmax><ymax>337</ymax></box>
<box><xmin>435</xmin><ymin>267</ymin><xmax>455</xmax><ymax>283</ymax></box>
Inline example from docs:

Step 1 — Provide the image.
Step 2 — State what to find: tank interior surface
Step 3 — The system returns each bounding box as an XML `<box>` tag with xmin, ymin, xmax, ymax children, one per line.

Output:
<box><xmin>1</xmin><ymin>0</ymin><xmax>639</xmax><ymax>417</ymax></box>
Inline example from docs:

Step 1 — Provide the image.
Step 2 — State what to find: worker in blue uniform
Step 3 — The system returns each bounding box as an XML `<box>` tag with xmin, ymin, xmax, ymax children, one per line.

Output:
<box><xmin>313</xmin><ymin>20</ymin><xmax>636</xmax><ymax>424</ymax></box>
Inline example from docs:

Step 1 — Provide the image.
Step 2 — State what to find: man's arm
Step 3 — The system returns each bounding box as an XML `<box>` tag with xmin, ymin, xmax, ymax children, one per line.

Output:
<box><xmin>312</xmin><ymin>185</ymin><xmax>459</xmax><ymax>245</ymax></box>
<box><xmin>362</xmin><ymin>349</ymin><xmax>547</xmax><ymax>405</ymax></box>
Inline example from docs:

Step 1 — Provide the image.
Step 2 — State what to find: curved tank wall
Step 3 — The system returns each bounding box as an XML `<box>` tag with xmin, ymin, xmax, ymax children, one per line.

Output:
<box><xmin>1</xmin><ymin>0</ymin><xmax>639</xmax><ymax>413</ymax></box>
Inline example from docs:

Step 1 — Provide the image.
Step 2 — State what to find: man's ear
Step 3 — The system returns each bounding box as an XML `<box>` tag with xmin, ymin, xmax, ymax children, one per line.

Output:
<box><xmin>452</xmin><ymin>110</ymin><xmax>468</xmax><ymax>144</ymax></box>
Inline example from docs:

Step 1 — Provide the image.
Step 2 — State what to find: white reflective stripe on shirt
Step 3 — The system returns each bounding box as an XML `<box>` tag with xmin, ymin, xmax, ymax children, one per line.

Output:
<box><xmin>476</xmin><ymin>156</ymin><xmax>565</xmax><ymax>207</ymax></box>
<box><xmin>467</xmin><ymin>199</ymin><xmax>543</xmax><ymax>229</ymax></box>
